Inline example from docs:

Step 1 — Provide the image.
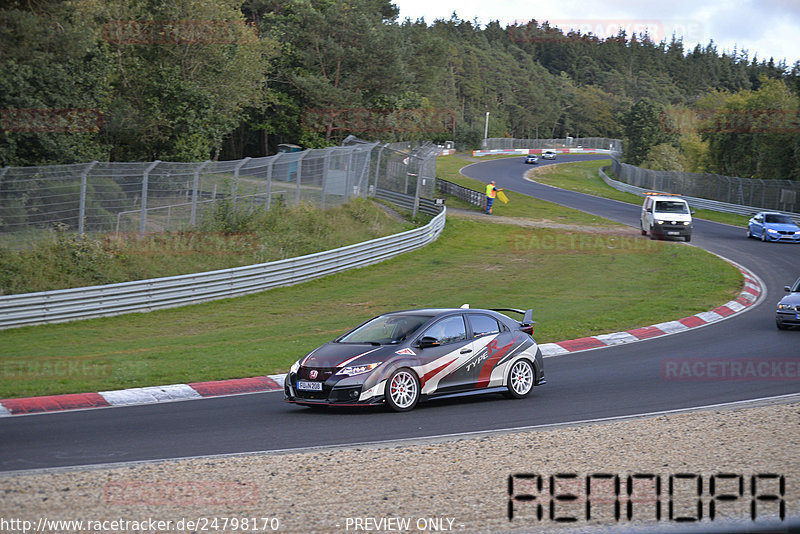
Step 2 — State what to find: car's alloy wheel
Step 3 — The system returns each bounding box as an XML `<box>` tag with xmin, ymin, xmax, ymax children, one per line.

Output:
<box><xmin>506</xmin><ymin>359</ymin><xmax>534</xmax><ymax>398</ymax></box>
<box><xmin>385</xmin><ymin>368</ymin><xmax>420</xmax><ymax>412</ymax></box>
<box><xmin>761</xmin><ymin>231</ymin><xmax>767</xmax><ymax>242</ymax></box>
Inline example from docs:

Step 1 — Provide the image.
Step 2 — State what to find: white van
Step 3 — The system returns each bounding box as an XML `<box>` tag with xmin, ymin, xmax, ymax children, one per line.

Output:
<box><xmin>640</xmin><ymin>192</ymin><xmax>693</xmax><ymax>242</ymax></box>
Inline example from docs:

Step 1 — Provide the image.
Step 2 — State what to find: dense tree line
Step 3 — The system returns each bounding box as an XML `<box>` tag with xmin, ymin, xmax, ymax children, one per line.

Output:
<box><xmin>2</xmin><ymin>0</ymin><xmax>799</xmax><ymax>179</ymax></box>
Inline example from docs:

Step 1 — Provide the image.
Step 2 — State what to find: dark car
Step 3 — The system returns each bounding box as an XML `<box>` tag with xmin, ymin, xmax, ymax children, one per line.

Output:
<box><xmin>776</xmin><ymin>277</ymin><xmax>800</xmax><ymax>330</ymax></box>
<box><xmin>284</xmin><ymin>307</ymin><xmax>545</xmax><ymax>411</ymax></box>
<box><xmin>524</xmin><ymin>154</ymin><xmax>538</xmax><ymax>164</ymax></box>
<box><xmin>747</xmin><ymin>212</ymin><xmax>800</xmax><ymax>243</ymax></box>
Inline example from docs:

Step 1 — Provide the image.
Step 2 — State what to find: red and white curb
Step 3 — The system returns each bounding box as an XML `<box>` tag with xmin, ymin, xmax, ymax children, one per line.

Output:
<box><xmin>0</xmin><ymin>375</ymin><xmax>286</xmax><ymax>417</ymax></box>
<box><xmin>539</xmin><ymin>262</ymin><xmax>763</xmax><ymax>357</ymax></box>
<box><xmin>0</xmin><ymin>263</ymin><xmax>762</xmax><ymax>417</ymax></box>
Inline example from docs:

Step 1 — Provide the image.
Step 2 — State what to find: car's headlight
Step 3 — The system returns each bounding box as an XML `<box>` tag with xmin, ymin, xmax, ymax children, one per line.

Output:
<box><xmin>290</xmin><ymin>360</ymin><xmax>300</xmax><ymax>374</ymax></box>
<box><xmin>777</xmin><ymin>304</ymin><xmax>793</xmax><ymax>310</ymax></box>
<box><xmin>336</xmin><ymin>362</ymin><xmax>382</xmax><ymax>376</ymax></box>
<box><xmin>657</xmin><ymin>220</ymin><xmax>665</xmax><ymax>225</ymax></box>
<box><xmin>767</xmin><ymin>228</ymin><xmax>778</xmax><ymax>233</ymax></box>
<box><xmin>683</xmin><ymin>221</ymin><xmax>690</xmax><ymax>225</ymax></box>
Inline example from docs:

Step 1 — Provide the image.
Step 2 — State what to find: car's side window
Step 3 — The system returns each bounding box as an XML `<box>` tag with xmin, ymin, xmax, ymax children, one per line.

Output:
<box><xmin>421</xmin><ymin>315</ymin><xmax>467</xmax><ymax>345</ymax></box>
<box><xmin>469</xmin><ymin>314</ymin><xmax>500</xmax><ymax>338</ymax></box>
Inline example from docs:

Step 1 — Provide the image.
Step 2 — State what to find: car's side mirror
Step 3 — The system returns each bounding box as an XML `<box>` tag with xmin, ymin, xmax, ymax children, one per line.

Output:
<box><xmin>786</xmin><ymin>286</ymin><xmax>791</xmax><ymax>293</ymax></box>
<box><xmin>417</xmin><ymin>336</ymin><xmax>441</xmax><ymax>349</ymax></box>
<box><xmin>691</xmin><ymin>210</ymin><xmax>696</xmax><ymax>215</ymax></box>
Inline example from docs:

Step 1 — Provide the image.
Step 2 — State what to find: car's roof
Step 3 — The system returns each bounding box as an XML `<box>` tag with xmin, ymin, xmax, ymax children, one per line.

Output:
<box><xmin>384</xmin><ymin>308</ymin><xmax>510</xmax><ymax>316</ymax></box>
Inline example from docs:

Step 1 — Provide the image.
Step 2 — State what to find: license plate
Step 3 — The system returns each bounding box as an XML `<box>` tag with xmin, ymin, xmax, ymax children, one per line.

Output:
<box><xmin>667</xmin><ymin>231</ymin><xmax>679</xmax><ymax>235</ymax></box>
<box><xmin>796</xmin><ymin>314</ymin><xmax>800</xmax><ymax>320</ymax></box>
<box><xmin>297</xmin><ymin>380</ymin><xmax>323</xmax><ymax>391</ymax></box>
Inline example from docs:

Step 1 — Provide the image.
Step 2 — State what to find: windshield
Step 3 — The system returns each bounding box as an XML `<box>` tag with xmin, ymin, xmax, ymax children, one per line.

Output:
<box><xmin>764</xmin><ymin>214</ymin><xmax>794</xmax><ymax>224</ymax></box>
<box><xmin>337</xmin><ymin>314</ymin><xmax>432</xmax><ymax>344</ymax></box>
<box><xmin>654</xmin><ymin>200</ymin><xmax>689</xmax><ymax>214</ymax></box>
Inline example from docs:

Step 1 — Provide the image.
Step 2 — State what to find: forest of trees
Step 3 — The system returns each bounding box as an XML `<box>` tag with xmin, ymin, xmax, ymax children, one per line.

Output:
<box><xmin>2</xmin><ymin>0</ymin><xmax>799</xmax><ymax>179</ymax></box>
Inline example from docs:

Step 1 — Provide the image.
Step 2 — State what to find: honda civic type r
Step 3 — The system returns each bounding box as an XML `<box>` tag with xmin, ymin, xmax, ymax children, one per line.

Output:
<box><xmin>284</xmin><ymin>307</ymin><xmax>545</xmax><ymax>411</ymax></box>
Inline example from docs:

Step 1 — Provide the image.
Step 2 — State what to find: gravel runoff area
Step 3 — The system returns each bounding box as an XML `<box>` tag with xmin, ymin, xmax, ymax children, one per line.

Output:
<box><xmin>1</xmin><ymin>396</ymin><xmax>797</xmax><ymax>534</ymax></box>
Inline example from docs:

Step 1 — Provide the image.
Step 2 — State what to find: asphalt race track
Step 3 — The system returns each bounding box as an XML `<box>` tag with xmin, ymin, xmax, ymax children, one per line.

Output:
<box><xmin>1</xmin><ymin>155</ymin><xmax>798</xmax><ymax>472</ymax></box>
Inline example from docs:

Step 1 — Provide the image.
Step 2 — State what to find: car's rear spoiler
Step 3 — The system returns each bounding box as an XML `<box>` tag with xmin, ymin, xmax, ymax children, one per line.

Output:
<box><xmin>491</xmin><ymin>308</ymin><xmax>535</xmax><ymax>334</ymax></box>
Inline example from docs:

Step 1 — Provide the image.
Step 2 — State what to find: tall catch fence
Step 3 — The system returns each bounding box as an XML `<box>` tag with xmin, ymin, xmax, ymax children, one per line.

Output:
<box><xmin>482</xmin><ymin>137</ymin><xmax>622</xmax><ymax>153</ymax></box>
<box><xmin>0</xmin><ymin>140</ymin><xmax>438</xmax><ymax>244</ymax></box>
<box><xmin>479</xmin><ymin>137</ymin><xmax>797</xmax><ymax>214</ymax></box>
<box><xmin>611</xmin><ymin>159</ymin><xmax>800</xmax><ymax>215</ymax></box>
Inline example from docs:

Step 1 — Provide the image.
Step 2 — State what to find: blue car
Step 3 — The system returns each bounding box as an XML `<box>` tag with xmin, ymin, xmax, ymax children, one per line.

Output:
<box><xmin>776</xmin><ymin>277</ymin><xmax>800</xmax><ymax>330</ymax></box>
<box><xmin>524</xmin><ymin>154</ymin><xmax>538</xmax><ymax>164</ymax></box>
<box><xmin>747</xmin><ymin>212</ymin><xmax>800</xmax><ymax>243</ymax></box>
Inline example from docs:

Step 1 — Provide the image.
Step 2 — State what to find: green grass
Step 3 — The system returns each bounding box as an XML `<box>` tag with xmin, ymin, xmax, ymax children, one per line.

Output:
<box><xmin>0</xmin><ymin>217</ymin><xmax>741</xmax><ymax>399</ymax></box>
<box><xmin>0</xmin><ymin>199</ymin><xmax>411</xmax><ymax>295</ymax></box>
<box><xmin>436</xmin><ymin>154</ymin><xmax>616</xmax><ymax>226</ymax></box>
<box><xmin>529</xmin><ymin>160</ymin><xmax>751</xmax><ymax>227</ymax></box>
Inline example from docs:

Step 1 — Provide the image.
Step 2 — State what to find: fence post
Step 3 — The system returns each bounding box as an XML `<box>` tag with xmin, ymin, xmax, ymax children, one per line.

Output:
<box><xmin>373</xmin><ymin>144</ymin><xmax>386</xmax><ymax>195</ymax></box>
<box><xmin>266</xmin><ymin>153</ymin><xmax>279</xmax><ymax>209</ymax></box>
<box><xmin>231</xmin><ymin>157</ymin><xmax>250</xmax><ymax>211</ymax></box>
<box><xmin>355</xmin><ymin>146</ymin><xmax>371</xmax><ymax>198</ymax></box>
<box><xmin>140</xmin><ymin>160</ymin><xmax>161</xmax><ymax>234</ymax></box>
<box><xmin>320</xmin><ymin>148</ymin><xmax>329</xmax><ymax>209</ymax></box>
<box><xmin>345</xmin><ymin>147</ymin><xmax>355</xmax><ymax>202</ymax></box>
<box><xmin>77</xmin><ymin>161</ymin><xmax>98</xmax><ymax>236</ymax></box>
<box><xmin>190</xmin><ymin>160</ymin><xmax>211</xmax><ymax>226</ymax></box>
<box><xmin>295</xmin><ymin>150</ymin><xmax>312</xmax><ymax>206</ymax></box>
<box><xmin>411</xmin><ymin>156</ymin><xmax>422</xmax><ymax>218</ymax></box>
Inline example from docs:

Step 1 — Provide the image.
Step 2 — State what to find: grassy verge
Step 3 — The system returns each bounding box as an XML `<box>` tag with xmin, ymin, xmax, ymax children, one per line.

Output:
<box><xmin>436</xmin><ymin>154</ymin><xmax>616</xmax><ymax>226</ymax></box>
<box><xmin>0</xmin><ymin>217</ymin><xmax>741</xmax><ymax>399</ymax></box>
<box><xmin>528</xmin><ymin>160</ymin><xmax>751</xmax><ymax>227</ymax></box>
<box><xmin>0</xmin><ymin>199</ymin><xmax>411</xmax><ymax>295</ymax></box>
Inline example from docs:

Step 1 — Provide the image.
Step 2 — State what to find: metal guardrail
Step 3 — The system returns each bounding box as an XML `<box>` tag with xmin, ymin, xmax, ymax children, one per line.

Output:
<box><xmin>611</xmin><ymin>158</ymin><xmax>799</xmax><ymax>215</ymax></box>
<box><xmin>599</xmin><ymin>167</ymin><xmax>800</xmax><ymax>224</ymax></box>
<box><xmin>374</xmin><ymin>189</ymin><xmax>441</xmax><ymax>216</ymax></box>
<box><xmin>0</xmin><ymin>207</ymin><xmax>446</xmax><ymax>329</ymax></box>
<box><xmin>436</xmin><ymin>179</ymin><xmax>485</xmax><ymax>208</ymax></box>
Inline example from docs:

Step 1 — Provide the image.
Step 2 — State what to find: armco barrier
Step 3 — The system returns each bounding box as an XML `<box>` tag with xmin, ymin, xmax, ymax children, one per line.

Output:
<box><xmin>0</xmin><ymin>206</ymin><xmax>446</xmax><ymax>329</ymax></box>
<box><xmin>599</xmin><ymin>167</ymin><xmax>800</xmax><ymax>225</ymax></box>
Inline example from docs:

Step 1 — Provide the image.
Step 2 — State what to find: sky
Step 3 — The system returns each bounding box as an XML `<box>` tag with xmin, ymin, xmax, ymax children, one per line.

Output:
<box><xmin>391</xmin><ymin>0</ymin><xmax>800</xmax><ymax>68</ymax></box>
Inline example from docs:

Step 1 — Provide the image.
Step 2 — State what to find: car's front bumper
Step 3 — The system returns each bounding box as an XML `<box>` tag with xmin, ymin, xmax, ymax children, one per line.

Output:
<box><xmin>284</xmin><ymin>371</ymin><xmax>384</xmax><ymax>407</ymax></box>
<box><xmin>652</xmin><ymin>223</ymin><xmax>691</xmax><ymax>238</ymax></box>
<box><xmin>776</xmin><ymin>310</ymin><xmax>800</xmax><ymax>327</ymax></box>
<box><xmin>764</xmin><ymin>231</ymin><xmax>800</xmax><ymax>242</ymax></box>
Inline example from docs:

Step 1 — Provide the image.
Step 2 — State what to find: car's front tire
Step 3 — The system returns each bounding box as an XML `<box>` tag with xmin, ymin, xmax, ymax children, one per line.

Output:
<box><xmin>685</xmin><ymin>235</ymin><xmax>691</xmax><ymax>242</ymax></box>
<box><xmin>385</xmin><ymin>368</ymin><xmax>420</xmax><ymax>412</ymax></box>
<box><xmin>777</xmin><ymin>321</ymin><xmax>788</xmax><ymax>330</ymax></box>
<box><xmin>761</xmin><ymin>231</ymin><xmax>767</xmax><ymax>242</ymax></box>
<box><xmin>504</xmin><ymin>359</ymin><xmax>535</xmax><ymax>399</ymax></box>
